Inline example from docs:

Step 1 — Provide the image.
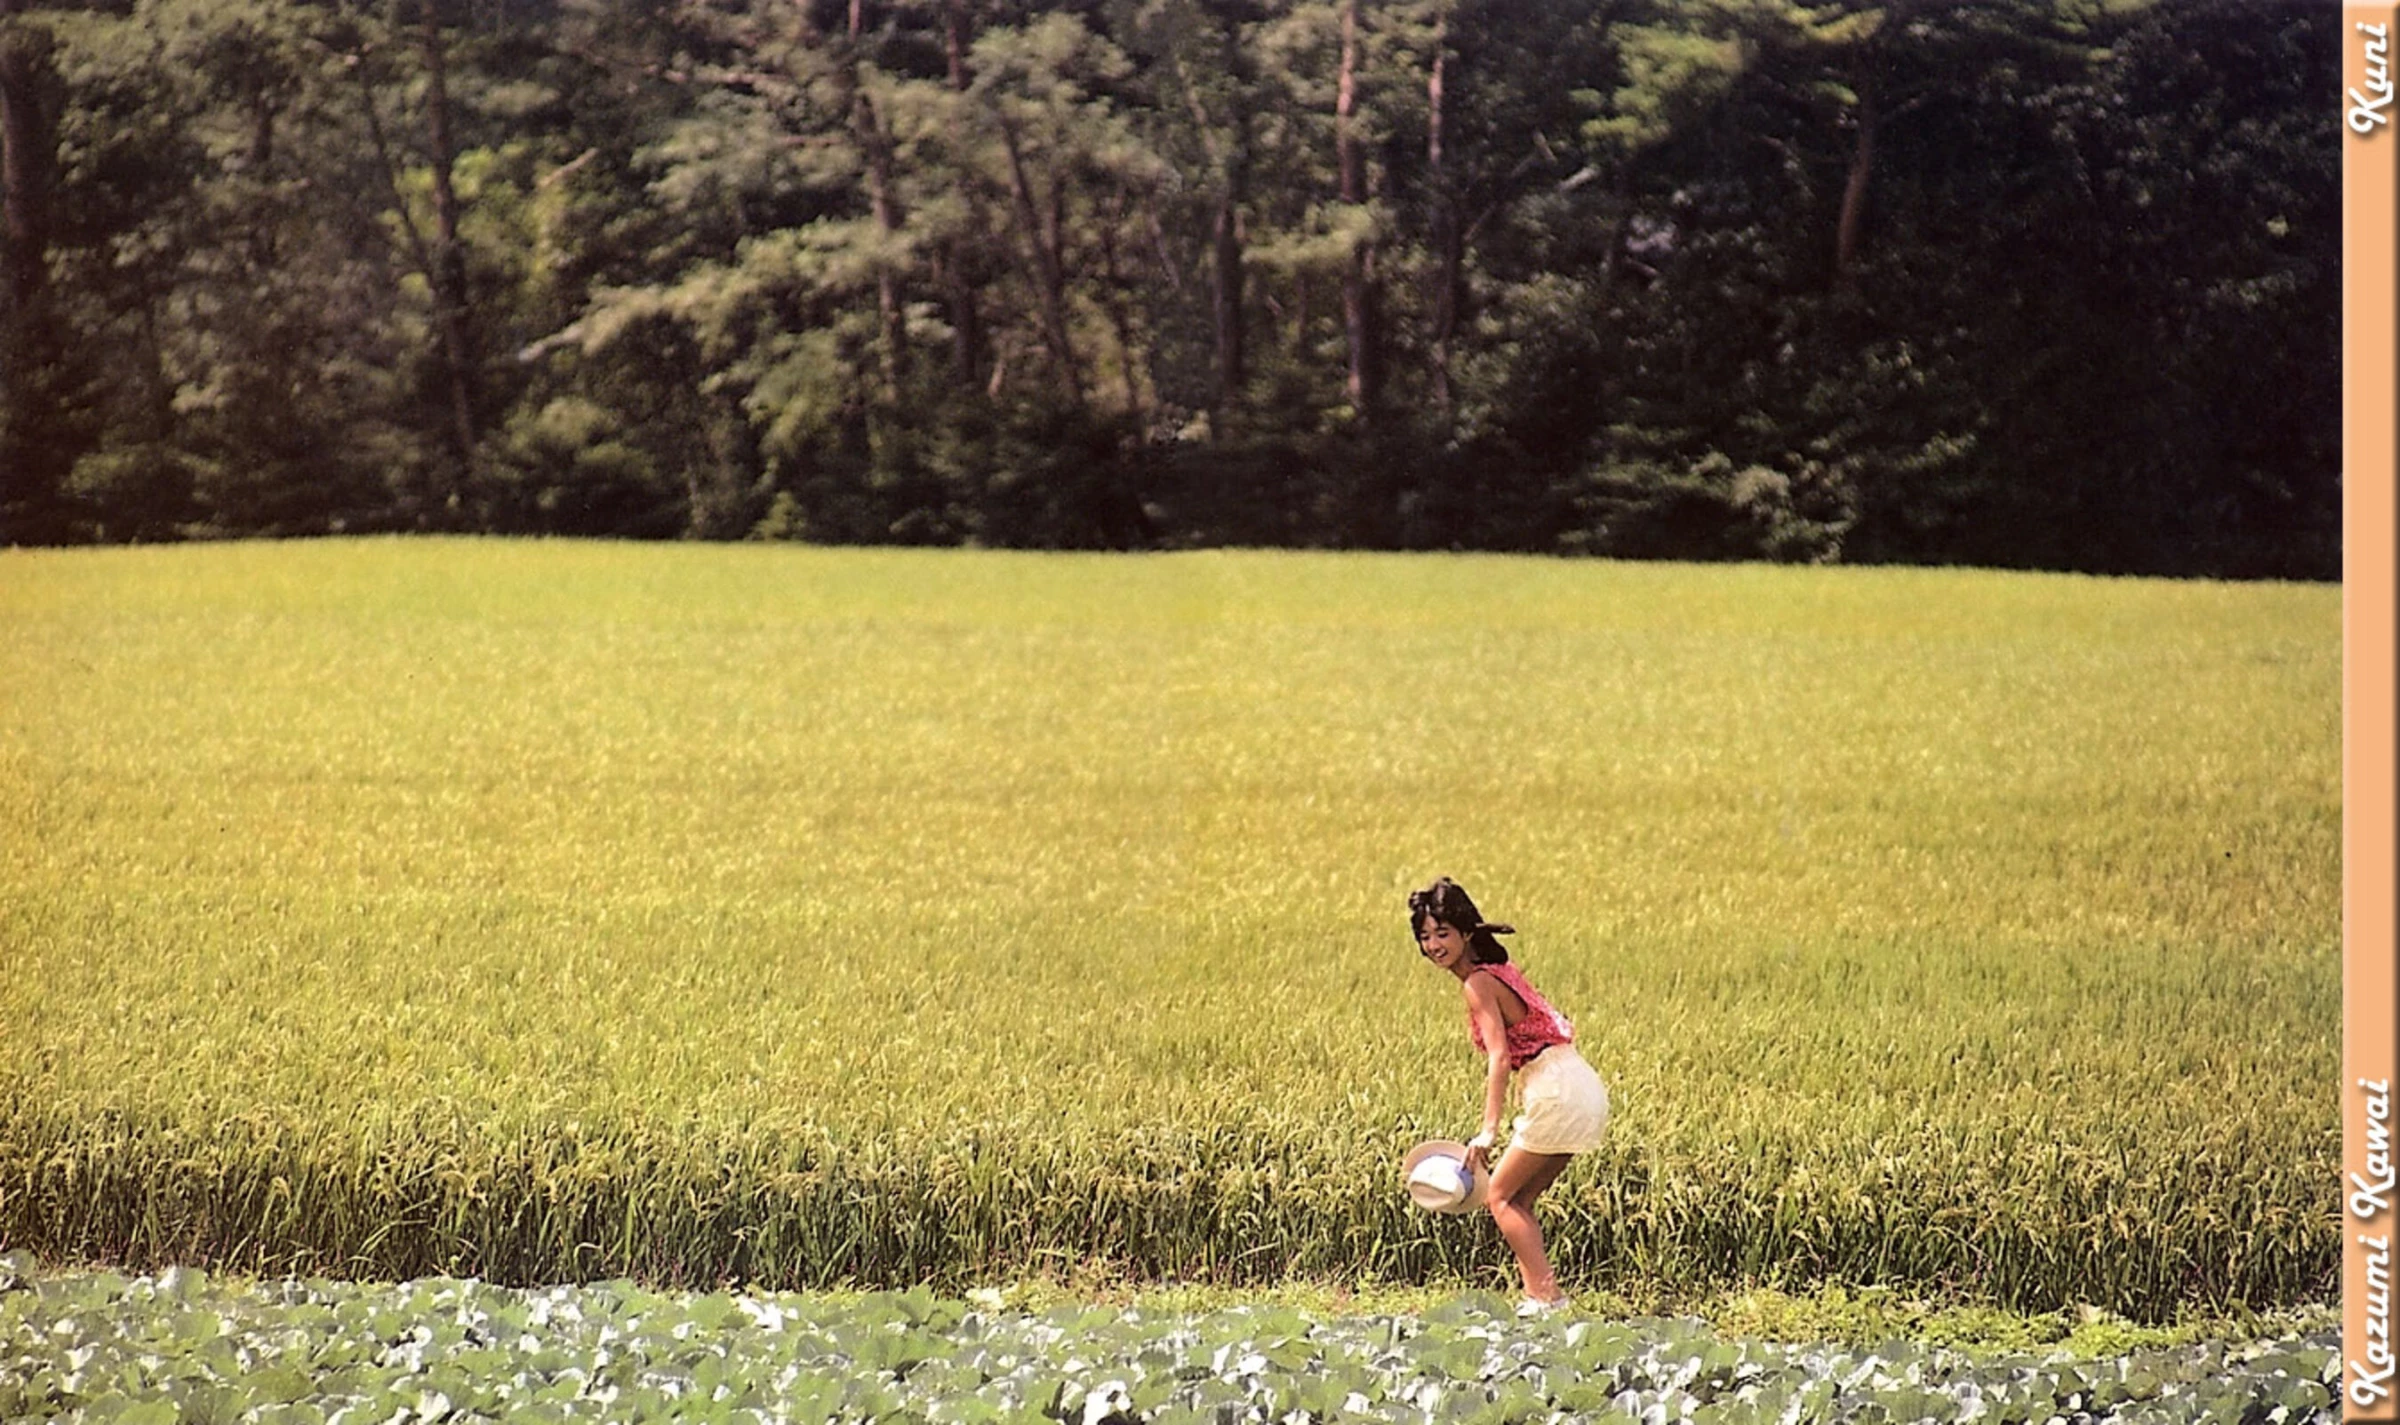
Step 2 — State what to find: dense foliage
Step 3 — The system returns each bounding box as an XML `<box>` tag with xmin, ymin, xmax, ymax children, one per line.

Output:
<box><xmin>0</xmin><ymin>544</ymin><xmax>2339</xmax><ymax>1317</ymax></box>
<box><xmin>0</xmin><ymin>1259</ymin><xmax>2348</xmax><ymax>1425</ymax></box>
<box><xmin>0</xmin><ymin>0</ymin><xmax>2339</xmax><ymax>575</ymax></box>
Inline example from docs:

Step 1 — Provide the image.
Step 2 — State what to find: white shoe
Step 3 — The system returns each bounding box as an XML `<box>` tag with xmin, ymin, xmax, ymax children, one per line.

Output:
<box><xmin>1515</xmin><ymin>1295</ymin><xmax>1569</xmax><ymax>1319</ymax></box>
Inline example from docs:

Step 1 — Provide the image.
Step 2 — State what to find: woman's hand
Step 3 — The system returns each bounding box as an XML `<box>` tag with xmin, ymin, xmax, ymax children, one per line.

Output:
<box><xmin>1466</xmin><ymin>1127</ymin><xmax>1496</xmax><ymax>1172</ymax></box>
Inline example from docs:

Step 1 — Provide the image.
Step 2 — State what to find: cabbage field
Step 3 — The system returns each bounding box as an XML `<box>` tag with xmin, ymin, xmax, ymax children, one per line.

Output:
<box><xmin>0</xmin><ymin>1257</ymin><xmax>2343</xmax><ymax>1425</ymax></box>
<box><xmin>0</xmin><ymin>540</ymin><xmax>2341</xmax><ymax>1320</ymax></box>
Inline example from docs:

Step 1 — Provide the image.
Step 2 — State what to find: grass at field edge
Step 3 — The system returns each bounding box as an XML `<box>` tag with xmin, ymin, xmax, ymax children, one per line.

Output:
<box><xmin>960</xmin><ymin>1277</ymin><xmax>2338</xmax><ymax>1359</ymax></box>
<box><xmin>7</xmin><ymin>1252</ymin><xmax>2334</xmax><ymax>1359</ymax></box>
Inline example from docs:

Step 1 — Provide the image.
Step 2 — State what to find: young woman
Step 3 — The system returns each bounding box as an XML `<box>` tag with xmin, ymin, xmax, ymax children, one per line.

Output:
<box><xmin>1411</xmin><ymin>877</ymin><xmax>1609</xmax><ymax>1315</ymax></box>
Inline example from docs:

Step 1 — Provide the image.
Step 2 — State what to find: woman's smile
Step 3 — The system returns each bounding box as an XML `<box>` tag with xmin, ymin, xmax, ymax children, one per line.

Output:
<box><xmin>1417</xmin><ymin>919</ymin><xmax>1471</xmax><ymax>973</ymax></box>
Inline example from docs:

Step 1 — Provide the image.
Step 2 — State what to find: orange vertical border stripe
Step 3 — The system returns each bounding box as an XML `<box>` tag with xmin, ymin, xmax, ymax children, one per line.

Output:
<box><xmin>2348</xmin><ymin>3</ymin><xmax>2399</xmax><ymax>1418</ymax></box>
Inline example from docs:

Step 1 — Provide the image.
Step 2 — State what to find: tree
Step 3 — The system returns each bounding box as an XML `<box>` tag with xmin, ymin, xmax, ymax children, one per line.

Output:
<box><xmin>0</xmin><ymin>0</ymin><xmax>71</xmax><ymax>541</ymax></box>
<box><xmin>3</xmin><ymin>0</ymin><xmax>2334</xmax><ymax>573</ymax></box>
<box><xmin>1123</xmin><ymin>0</ymin><xmax>1267</xmax><ymax>428</ymax></box>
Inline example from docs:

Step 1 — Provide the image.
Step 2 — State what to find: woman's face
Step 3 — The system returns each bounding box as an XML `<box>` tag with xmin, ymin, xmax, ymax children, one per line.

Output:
<box><xmin>1416</xmin><ymin>915</ymin><xmax>1472</xmax><ymax>973</ymax></box>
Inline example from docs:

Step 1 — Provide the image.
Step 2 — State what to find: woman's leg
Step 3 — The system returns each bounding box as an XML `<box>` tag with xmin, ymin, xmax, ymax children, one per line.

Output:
<box><xmin>1485</xmin><ymin>1146</ymin><xmax>1576</xmax><ymax>1301</ymax></box>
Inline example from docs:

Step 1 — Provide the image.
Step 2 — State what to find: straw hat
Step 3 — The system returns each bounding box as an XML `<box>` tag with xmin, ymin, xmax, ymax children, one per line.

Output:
<box><xmin>1401</xmin><ymin>1138</ymin><xmax>1490</xmax><ymax>1215</ymax></box>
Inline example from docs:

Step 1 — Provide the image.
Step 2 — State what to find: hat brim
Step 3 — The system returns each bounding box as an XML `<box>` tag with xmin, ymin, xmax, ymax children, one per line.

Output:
<box><xmin>1401</xmin><ymin>1138</ymin><xmax>1490</xmax><ymax>1215</ymax></box>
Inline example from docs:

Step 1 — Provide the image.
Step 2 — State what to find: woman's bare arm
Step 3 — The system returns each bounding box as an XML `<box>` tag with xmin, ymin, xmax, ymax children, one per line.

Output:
<box><xmin>1462</xmin><ymin>974</ymin><xmax>1513</xmax><ymax>1164</ymax></box>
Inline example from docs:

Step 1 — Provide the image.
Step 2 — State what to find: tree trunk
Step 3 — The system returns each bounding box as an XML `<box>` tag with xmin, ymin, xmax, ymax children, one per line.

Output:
<box><xmin>1211</xmin><ymin>191</ymin><xmax>1245</xmax><ymax>414</ymax></box>
<box><xmin>1426</xmin><ymin>0</ymin><xmax>1456</xmax><ymax>417</ymax></box>
<box><xmin>421</xmin><ymin>4</ymin><xmax>479</xmax><ymax>509</ymax></box>
<box><xmin>997</xmin><ymin>115</ymin><xmax>1084</xmax><ymax>403</ymax></box>
<box><xmin>857</xmin><ymin>96</ymin><xmax>904</xmax><ymax>397</ymax></box>
<box><xmin>850</xmin><ymin>0</ymin><xmax>904</xmax><ymax>399</ymax></box>
<box><xmin>0</xmin><ymin>0</ymin><xmax>63</xmax><ymax>538</ymax></box>
<box><xmin>0</xmin><ymin>0</ymin><xmax>50</xmax><ymax>323</ymax></box>
<box><xmin>1336</xmin><ymin>0</ymin><xmax>1377</xmax><ymax>416</ymax></box>
<box><xmin>1834</xmin><ymin>81</ymin><xmax>1875</xmax><ymax>292</ymax></box>
<box><xmin>1174</xmin><ymin>30</ymin><xmax>1246</xmax><ymax>428</ymax></box>
<box><xmin>1097</xmin><ymin>204</ymin><xmax>1144</xmax><ymax>416</ymax></box>
<box><xmin>942</xmin><ymin>0</ymin><xmax>982</xmax><ymax>389</ymax></box>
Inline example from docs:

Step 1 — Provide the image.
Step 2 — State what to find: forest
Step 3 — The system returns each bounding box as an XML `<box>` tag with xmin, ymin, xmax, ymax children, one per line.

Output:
<box><xmin>0</xmin><ymin>0</ymin><xmax>2341</xmax><ymax>576</ymax></box>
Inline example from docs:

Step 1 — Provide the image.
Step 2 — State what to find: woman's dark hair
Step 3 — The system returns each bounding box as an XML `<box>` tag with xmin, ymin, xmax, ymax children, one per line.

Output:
<box><xmin>1408</xmin><ymin>877</ymin><xmax>1516</xmax><ymax>965</ymax></box>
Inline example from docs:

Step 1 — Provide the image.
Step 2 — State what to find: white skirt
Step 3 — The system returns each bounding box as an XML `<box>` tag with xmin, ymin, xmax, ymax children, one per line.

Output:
<box><xmin>1510</xmin><ymin>1044</ymin><xmax>1610</xmax><ymax>1155</ymax></box>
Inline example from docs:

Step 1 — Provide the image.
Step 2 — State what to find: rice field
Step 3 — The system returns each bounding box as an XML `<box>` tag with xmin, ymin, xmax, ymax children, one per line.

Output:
<box><xmin>0</xmin><ymin>540</ymin><xmax>2342</xmax><ymax>1319</ymax></box>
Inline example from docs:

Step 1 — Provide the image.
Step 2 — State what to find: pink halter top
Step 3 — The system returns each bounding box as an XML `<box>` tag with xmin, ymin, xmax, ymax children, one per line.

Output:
<box><xmin>1466</xmin><ymin>961</ymin><xmax>1575</xmax><ymax>1070</ymax></box>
